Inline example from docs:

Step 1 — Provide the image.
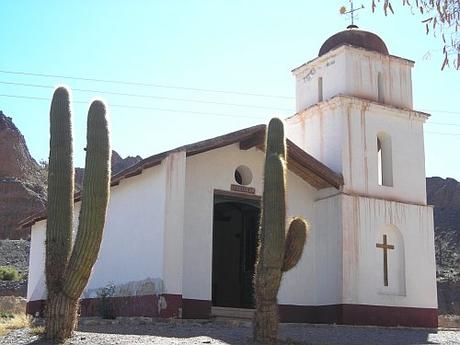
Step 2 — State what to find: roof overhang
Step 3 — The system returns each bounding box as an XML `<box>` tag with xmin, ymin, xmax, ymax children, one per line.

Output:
<box><xmin>18</xmin><ymin>124</ymin><xmax>343</xmax><ymax>229</ymax></box>
<box><xmin>292</xmin><ymin>45</ymin><xmax>415</xmax><ymax>75</ymax></box>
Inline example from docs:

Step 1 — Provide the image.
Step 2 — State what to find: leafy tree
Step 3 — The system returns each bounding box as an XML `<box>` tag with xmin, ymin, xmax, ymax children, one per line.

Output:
<box><xmin>373</xmin><ymin>0</ymin><xmax>460</xmax><ymax>70</ymax></box>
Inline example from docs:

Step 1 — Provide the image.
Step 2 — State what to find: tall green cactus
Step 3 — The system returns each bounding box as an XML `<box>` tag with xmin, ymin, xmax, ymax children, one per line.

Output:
<box><xmin>45</xmin><ymin>87</ymin><xmax>111</xmax><ymax>342</ymax></box>
<box><xmin>253</xmin><ymin>118</ymin><xmax>308</xmax><ymax>345</ymax></box>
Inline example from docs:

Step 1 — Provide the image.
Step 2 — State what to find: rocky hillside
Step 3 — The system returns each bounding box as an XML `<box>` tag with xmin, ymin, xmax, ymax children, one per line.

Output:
<box><xmin>75</xmin><ymin>151</ymin><xmax>142</xmax><ymax>189</ymax></box>
<box><xmin>0</xmin><ymin>111</ymin><xmax>142</xmax><ymax>239</ymax></box>
<box><xmin>0</xmin><ymin>240</ymin><xmax>29</xmax><ymax>297</ymax></box>
<box><xmin>0</xmin><ymin>111</ymin><xmax>47</xmax><ymax>240</ymax></box>
<box><xmin>427</xmin><ymin>177</ymin><xmax>460</xmax><ymax>314</ymax></box>
<box><xmin>427</xmin><ymin>177</ymin><xmax>460</xmax><ymax>282</ymax></box>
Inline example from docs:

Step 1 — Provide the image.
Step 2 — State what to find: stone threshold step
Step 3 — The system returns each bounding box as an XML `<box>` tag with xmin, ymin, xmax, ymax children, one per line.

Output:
<box><xmin>211</xmin><ymin>306</ymin><xmax>255</xmax><ymax>319</ymax></box>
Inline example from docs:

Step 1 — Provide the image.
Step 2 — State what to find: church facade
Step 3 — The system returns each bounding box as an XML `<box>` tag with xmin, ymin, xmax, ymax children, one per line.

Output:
<box><xmin>24</xmin><ymin>28</ymin><xmax>438</xmax><ymax>327</ymax></box>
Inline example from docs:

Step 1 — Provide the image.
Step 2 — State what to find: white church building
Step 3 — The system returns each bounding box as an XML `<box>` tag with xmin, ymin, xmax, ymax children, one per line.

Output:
<box><xmin>23</xmin><ymin>27</ymin><xmax>438</xmax><ymax>327</ymax></box>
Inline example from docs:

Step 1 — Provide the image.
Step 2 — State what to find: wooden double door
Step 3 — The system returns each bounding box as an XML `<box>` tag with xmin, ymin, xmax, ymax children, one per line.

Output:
<box><xmin>212</xmin><ymin>195</ymin><xmax>260</xmax><ymax>309</ymax></box>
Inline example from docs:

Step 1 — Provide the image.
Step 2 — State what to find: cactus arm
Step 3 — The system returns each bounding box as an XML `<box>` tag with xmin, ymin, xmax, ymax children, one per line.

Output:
<box><xmin>46</xmin><ymin>87</ymin><xmax>74</xmax><ymax>294</ymax></box>
<box><xmin>63</xmin><ymin>100</ymin><xmax>111</xmax><ymax>298</ymax></box>
<box><xmin>281</xmin><ymin>218</ymin><xmax>308</xmax><ymax>272</ymax></box>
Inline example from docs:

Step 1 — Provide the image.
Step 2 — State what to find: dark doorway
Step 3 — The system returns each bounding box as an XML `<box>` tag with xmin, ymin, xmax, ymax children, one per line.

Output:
<box><xmin>212</xmin><ymin>194</ymin><xmax>260</xmax><ymax>309</ymax></box>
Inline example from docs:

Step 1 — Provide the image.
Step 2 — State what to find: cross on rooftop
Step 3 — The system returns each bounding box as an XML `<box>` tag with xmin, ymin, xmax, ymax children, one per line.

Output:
<box><xmin>340</xmin><ymin>0</ymin><xmax>365</xmax><ymax>27</ymax></box>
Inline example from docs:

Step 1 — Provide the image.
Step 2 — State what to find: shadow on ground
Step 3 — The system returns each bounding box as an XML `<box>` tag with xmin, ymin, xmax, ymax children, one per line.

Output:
<box><xmin>68</xmin><ymin>321</ymin><xmax>445</xmax><ymax>345</ymax></box>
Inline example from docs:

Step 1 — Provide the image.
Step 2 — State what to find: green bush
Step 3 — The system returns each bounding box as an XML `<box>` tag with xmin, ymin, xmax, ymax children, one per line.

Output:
<box><xmin>0</xmin><ymin>266</ymin><xmax>20</xmax><ymax>281</ymax></box>
<box><xmin>0</xmin><ymin>312</ymin><xmax>14</xmax><ymax>319</ymax></box>
<box><xmin>97</xmin><ymin>283</ymin><xmax>117</xmax><ymax>319</ymax></box>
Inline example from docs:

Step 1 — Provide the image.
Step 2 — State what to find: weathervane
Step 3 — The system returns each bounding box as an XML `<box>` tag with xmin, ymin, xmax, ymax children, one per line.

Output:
<box><xmin>340</xmin><ymin>0</ymin><xmax>364</xmax><ymax>28</ymax></box>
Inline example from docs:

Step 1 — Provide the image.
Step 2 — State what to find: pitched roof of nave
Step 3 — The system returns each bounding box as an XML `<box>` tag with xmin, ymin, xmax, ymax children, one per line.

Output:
<box><xmin>19</xmin><ymin>124</ymin><xmax>344</xmax><ymax>228</ymax></box>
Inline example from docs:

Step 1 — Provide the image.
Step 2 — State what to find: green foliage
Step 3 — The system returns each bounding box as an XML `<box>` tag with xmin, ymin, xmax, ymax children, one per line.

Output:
<box><xmin>0</xmin><ymin>266</ymin><xmax>20</xmax><ymax>281</ymax></box>
<box><xmin>373</xmin><ymin>0</ymin><xmax>460</xmax><ymax>70</ymax></box>
<box><xmin>253</xmin><ymin>118</ymin><xmax>308</xmax><ymax>344</ymax></box>
<box><xmin>0</xmin><ymin>312</ymin><xmax>14</xmax><ymax>319</ymax></box>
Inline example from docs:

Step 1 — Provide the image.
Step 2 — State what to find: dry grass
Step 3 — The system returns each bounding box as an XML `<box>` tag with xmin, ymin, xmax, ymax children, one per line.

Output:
<box><xmin>439</xmin><ymin>314</ymin><xmax>460</xmax><ymax>329</ymax></box>
<box><xmin>0</xmin><ymin>313</ymin><xmax>31</xmax><ymax>336</ymax></box>
<box><xmin>30</xmin><ymin>325</ymin><xmax>46</xmax><ymax>335</ymax></box>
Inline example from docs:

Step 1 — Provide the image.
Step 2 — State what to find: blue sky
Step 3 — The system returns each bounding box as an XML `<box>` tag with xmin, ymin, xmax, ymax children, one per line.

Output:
<box><xmin>1</xmin><ymin>1</ymin><xmax>459</xmax><ymax>180</ymax></box>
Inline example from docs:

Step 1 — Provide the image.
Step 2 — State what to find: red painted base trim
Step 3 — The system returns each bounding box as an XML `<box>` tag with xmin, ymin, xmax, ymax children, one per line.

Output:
<box><xmin>341</xmin><ymin>304</ymin><xmax>438</xmax><ymax>328</ymax></box>
<box><xmin>279</xmin><ymin>304</ymin><xmax>341</xmax><ymax>324</ymax></box>
<box><xmin>26</xmin><ymin>294</ymin><xmax>182</xmax><ymax>319</ymax></box>
<box><xmin>26</xmin><ymin>299</ymin><xmax>46</xmax><ymax>317</ymax></box>
<box><xmin>182</xmin><ymin>299</ymin><xmax>211</xmax><ymax>319</ymax></box>
<box><xmin>27</xmin><ymin>297</ymin><xmax>437</xmax><ymax>328</ymax></box>
<box><xmin>279</xmin><ymin>304</ymin><xmax>438</xmax><ymax>328</ymax></box>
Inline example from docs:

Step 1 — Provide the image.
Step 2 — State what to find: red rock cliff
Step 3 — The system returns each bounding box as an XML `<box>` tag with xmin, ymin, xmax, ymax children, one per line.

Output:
<box><xmin>0</xmin><ymin>111</ymin><xmax>46</xmax><ymax>239</ymax></box>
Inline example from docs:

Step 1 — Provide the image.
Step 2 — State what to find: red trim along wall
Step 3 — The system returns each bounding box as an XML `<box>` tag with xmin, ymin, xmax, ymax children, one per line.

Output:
<box><xmin>278</xmin><ymin>304</ymin><xmax>438</xmax><ymax>328</ymax></box>
<box><xmin>27</xmin><ymin>297</ymin><xmax>438</xmax><ymax>328</ymax></box>
<box><xmin>27</xmin><ymin>294</ymin><xmax>181</xmax><ymax>319</ymax></box>
<box><xmin>182</xmin><ymin>298</ymin><xmax>212</xmax><ymax>319</ymax></box>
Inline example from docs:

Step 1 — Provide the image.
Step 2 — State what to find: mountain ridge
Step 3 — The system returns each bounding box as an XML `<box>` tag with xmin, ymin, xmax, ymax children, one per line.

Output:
<box><xmin>0</xmin><ymin>110</ymin><xmax>141</xmax><ymax>239</ymax></box>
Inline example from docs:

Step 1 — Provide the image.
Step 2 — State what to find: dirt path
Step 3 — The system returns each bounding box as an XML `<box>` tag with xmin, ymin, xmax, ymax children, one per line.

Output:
<box><xmin>1</xmin><ymin>319</ymin><xmax>459</xmax><ymax>345</ymax></box>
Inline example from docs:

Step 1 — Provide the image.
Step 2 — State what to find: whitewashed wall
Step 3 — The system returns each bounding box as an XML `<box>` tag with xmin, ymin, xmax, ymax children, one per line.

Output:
<box><xmin>293</xmin><ymin>46</ymin><xmax>413</xmax><ymax>112</ymax></box>
<box><xmin>28</xmin><ymin>144</ymin><xmax>327</xmax><ymax>306</ymax></box>
<box><xmin>344</xmin><ymin>47</ymin><xmax>413</xmax><ymax>109</ymax></box>
<box><xmin>339</xmin><ymin>100</ymin><xmax>427</xmax><ymax>204</ymax></box>
<box><xmin>287</xmin><ymin>97</ymin><xmax>428</xmax><ymax>205</ymax></box>
<box><xmin>293</xmin><ymin>49</ymin><xmax>347</xmax><ymax>112</ymax></box>
<box><xmin>286</xmin><ymin>101</ymin><xmax>344</xmax><ymax>175</ymax></box>
<box><xmin>341</xmin><ymin>194</ymin><xmax>437</xmax><ymax>308</ymax></box>
<box><xmin>278</xmin><ymin>171</ymin><xmax>318</xmax><ymax>305</ymax></box>
<box><xmin>27</xmin><ymin>221</ymin><xmax>46</xmax><ymax>301</ymax></box>
<box><xmin>182</xmin><ymin>143</ymin><xmax>328</xmax><ymax>306</ymax></box>
<box><xmin>28</xmin><ymin>141</ymin><xmax>436</xmax><ymax>311</ymax></box>
<box><xmin>162</xmin><ymin>151</ymin><xmax>186</xmax><ymax>295</ymax></box>
<box><xmin>182</xmin><ymin>144</ymin><xmax>265</xmax><ymax>302</ymax></box>
<box><xmin>27</xmin><ymin>161</ymin><xmax>170</xmax><ymax>301</ymax></box>
<box><xmin>27</xmin><ymin>203</ymin><xmax>81</xmax><ymax>301</ymax></box>
<box><xmin>86</xmin><ymin>165</ymin><xmax>167</xmax><ymax>292</ymax></box>
<box><xmin>311</xmin><ymin>195</ymin><xmax>343</xmax><ymax>305</ymax></box>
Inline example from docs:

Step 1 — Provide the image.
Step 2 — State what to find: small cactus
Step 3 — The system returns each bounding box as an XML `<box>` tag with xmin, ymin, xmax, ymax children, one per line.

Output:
<box><xmin>253</xmin><ymin>118</ymin><xmax>308</xmax><ymax>344</ymax></box>
<box><xmin>45</xmin><ymin>87</ymin><xmax>111</xmax><ymax>342</ymax></box>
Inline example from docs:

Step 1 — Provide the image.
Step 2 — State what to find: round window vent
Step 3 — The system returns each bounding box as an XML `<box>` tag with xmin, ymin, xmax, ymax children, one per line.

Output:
<box><xmin>234</xmin><ymin>165</ymin><xmax>253</xmax><ymax>186</ymax></box>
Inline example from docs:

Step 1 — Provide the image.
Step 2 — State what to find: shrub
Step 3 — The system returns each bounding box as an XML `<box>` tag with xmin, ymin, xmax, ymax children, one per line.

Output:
<box><xmin>0</xmin><ymin>312</ymin><xmax>14</xmax><ymax>319</ymax></box>
<box><xmin>97</xmin><ymin>283</ymin><xmax>117</xmax><ymax>319</ymax></box>
<box><xmin>0</xmin><ymin>266</ymin><xmax>20</xmax><ymax>281</ymax></box>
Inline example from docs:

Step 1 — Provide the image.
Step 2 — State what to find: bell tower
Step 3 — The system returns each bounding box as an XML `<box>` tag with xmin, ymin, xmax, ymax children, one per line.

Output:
<box><xmin>286</xmin><ymin>27</ymin><xmax>428</xmax><ymax>205</ymax></box>
<box><xmin>286</xmin><ymin>27</ymin><xmax>437</xmax><ymax>328</ymax></box>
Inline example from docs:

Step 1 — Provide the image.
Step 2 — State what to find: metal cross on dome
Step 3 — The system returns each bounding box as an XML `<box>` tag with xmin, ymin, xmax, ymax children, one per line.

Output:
<box><xmin>340</xmin><ymin>0</ymin><xmax>365</xmax><ymax>27</ymax></box>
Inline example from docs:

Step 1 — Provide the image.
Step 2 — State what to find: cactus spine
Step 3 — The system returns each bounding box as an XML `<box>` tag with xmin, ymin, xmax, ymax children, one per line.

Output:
<box><xmin>253</xmin><ymin>118</ymin><xmax>308</xmax><ymax>345</ymax></box>
<box><xmin>45</xmin><ymin>87</ymin><xmax>111</xmax><ymax>342</ymax></box>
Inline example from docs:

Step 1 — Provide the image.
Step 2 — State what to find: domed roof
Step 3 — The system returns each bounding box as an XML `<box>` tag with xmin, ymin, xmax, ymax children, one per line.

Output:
<box><xmin>318</xmin><ymin>26</ymin><xmax>389</xmax><ymax>57</ymax></box>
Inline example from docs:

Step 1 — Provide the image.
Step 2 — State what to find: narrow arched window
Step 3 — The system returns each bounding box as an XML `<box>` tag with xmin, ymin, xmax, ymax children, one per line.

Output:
<box><xmin>318</xmin><ymin>77</ymin><xmax>323</xmax><ymax>102</ymax></box>
<box><xmin>377</xmin><ymin>132</ymin><xmax>393</xmax><ymax>187</ymax></box>
<box><xmin>378</xmin><ymin>72</ymin><xmax>384</xmax><ymax>103</ymax></box>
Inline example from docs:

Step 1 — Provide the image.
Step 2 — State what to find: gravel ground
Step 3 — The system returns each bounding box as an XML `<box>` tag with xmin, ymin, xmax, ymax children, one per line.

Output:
<box><xmin>1</xmin><ymin>319</ymin><xmax>459</xmax><ymax>345</ymax></box>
